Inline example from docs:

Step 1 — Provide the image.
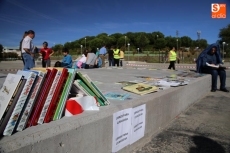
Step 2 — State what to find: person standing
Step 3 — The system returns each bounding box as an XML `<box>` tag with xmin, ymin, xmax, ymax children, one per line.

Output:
<box><xmin>113</xmin><ymin>46</ymin><xmax>120</xmax><ymax>67</ymax></box>
<box><xmin>99</xmin><ymin>45</ymin><xmax>107</xmax><ymax>67</ymax></box>
<box><xmin>108</xmin><ymin>46</ymin><xmax>114</xmax><ymax>67</ymax></box>
<box><xmin>119</xmin><ymin>47</ymin><xmax>125</xmax><ymax>67</ymax></box>
<box><xmin>19</xmin><ymin>31</ymin><xmax>28</xmax><ymax>66</ymax></box>
<box><xmin>39</xmin><ymin>41</ymin><xmax>54</xmax><ymax>68</ymax></box>
<box><xmin>21</xmin><ymin>30</ymin><xmax>35</xmax><ymax>70</ymax></box>
<box><xmin>168</xmin><ymin>47</ymin><xmax>179</xmax><ymax>70</ymax></box>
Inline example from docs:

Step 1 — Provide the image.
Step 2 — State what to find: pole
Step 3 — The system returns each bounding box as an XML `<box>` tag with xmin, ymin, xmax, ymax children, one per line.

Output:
<box><xmin>223</xmin><ymin>42</ymin><xmax>225</xmax><ymax>60</ymax></box>
<box><xmin>85</xmin><ymin>38</ymin><xmax>86</xmax><ymax>48</ymax></box>
<box><xmin>128</xmin><ymin>43</ymin><xmax>130</xmax><ymax>61</ymax></box>
<box><xmin>176</xmin><ymin>30</ymin><xmax>179</xmax><ymax>58</ymax></box>
<box><xmin>137</xmin><ymin>48</ymin><xmax>139</xmax><ymax>61</ymax></box>
<box><xmin>80</xmin><ymin>45</ymin><xmax>82</xmax><ymax>55</ymax></box>
<box><xmin>125</xmin><ymin>36</ymin><xmax>126</xmax><ymax>52</ymax></box>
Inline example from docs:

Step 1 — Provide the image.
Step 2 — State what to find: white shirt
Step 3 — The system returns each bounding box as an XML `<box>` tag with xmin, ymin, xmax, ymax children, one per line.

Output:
<box><xmin>79</xmin><ymin>54</ymin><xmax>86</xmax><ymax>63</ymax></box>
<box><xmin>21</xmin><ymin>36</ymin><xmax>33</xmax><ymax>53</ymax></box>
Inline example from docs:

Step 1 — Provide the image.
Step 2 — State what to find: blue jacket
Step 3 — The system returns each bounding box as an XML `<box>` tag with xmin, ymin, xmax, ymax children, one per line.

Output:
<box><xmin>196</xmin><ymin>41</ymin><xmax>222</xmax><ymax>73</ymax></box>
<box><xmin>62</xmin><ymin>54</ymin><xmax>72</xmax><ymax>68</ymax></box>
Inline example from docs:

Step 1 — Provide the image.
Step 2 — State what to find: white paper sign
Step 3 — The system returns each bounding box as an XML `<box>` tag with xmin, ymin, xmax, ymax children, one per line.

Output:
<box><xmin>112</xmin><ymin>108</ymin><xmax>132</xmax><ymax>153</ymax></box>
<box><xmin>130</xmin><ymin>104</ymin><xmax>146</xmax><ymax>144</ymax></box>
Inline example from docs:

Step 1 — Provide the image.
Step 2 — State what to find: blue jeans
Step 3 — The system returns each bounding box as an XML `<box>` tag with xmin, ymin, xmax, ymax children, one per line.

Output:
<box><xmin>202</xmin><ymin>69</ymin><xmax>226</xmax><ymax>90</ymax></box>
<box><xmin>109</xmin><ymin>58</ymin><xmax>114</xmax><ymax>66</ymax></box>
<box><xmin>22</xmin><ymin>53</ymin><xmax>35</xmax><ymax>70</ymax></box>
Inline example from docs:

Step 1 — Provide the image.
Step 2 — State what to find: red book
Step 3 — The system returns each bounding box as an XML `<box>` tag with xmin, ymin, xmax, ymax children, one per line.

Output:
<box><xmin>44</xmin><ymin>68</ymin><xmax>68</xmax><ymax>123</ymax></box>
<box><xmin>27</xmin><ymin>68</ymin><xmax>57</xmax><ymax>127</ymax></box>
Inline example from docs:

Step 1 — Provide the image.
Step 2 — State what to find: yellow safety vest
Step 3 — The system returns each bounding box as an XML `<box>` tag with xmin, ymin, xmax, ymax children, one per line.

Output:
<box><xmin>113</xmin><ymin>49</ymin><xmax>120</xmax><ymax>59</ymax></box>
<box><xmin>169</xmin><ymin>50</ymin><xmax>176</xmax><ymax>61</ymax></box>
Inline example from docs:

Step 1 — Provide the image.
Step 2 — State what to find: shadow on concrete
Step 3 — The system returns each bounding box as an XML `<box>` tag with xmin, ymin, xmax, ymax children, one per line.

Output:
<box><xmin>189</xmin><ymin>135</ymin><xmax>225</xmax><ymax>153</ymax></box>
<box><xmin>0</xmin><ymin>76</ymin><xmax>6</xmax><ymax>78</ymax></box>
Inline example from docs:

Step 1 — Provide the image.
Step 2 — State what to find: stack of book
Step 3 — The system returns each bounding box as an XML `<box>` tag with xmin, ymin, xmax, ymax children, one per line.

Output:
<box><xmin>0</xmin><ymin>68</ymin><xmax>109</xmax><ymax>136</ymax></box>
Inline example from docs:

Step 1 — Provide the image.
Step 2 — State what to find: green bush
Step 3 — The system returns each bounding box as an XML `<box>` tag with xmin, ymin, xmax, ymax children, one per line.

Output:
<box><xmin>0</xmin><ymin>52</ymin><xmax>19</xmax><ymax>60</ymax></box>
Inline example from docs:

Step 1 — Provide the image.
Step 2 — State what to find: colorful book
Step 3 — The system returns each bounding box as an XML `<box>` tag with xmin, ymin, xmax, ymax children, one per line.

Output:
<box><xmin>3</xmin><ymin>71</ymin><xmax>37</xmax><ymax>136</ymax></box>
<box><xmin>37</xmin><ymin>70</ymin><xmax>62</xmax><ymax>124</ymax></box>
<box><xmin>75</xmin><ymin>80</ymin><xmax>103</xmax><ymax>106</ymax></box>
<box><xmin>16</xmin><ymin>70</ymin><xmax>46</xmax><ymax>131</ymax></box>
<box><xmin>122</xmin><ymin>83</ymin><xmax>158</xmax><ymax>95</ymax></box>
<box><xmin>0</xmin><ymin>75</ymin><xmax>25</xmax><ymax>135</ymax></box>
<box><xmin>0</xmin><ymin>74</ymin><xmax>23</xmax><ymax>121</ymax></box>
<box><xmin>53</xmin><ymin>69</ymin><xmax>76</xmax><ymax>120</ymax></box>
<box><xmin>83</xmin><ymin>74</ymin><xmax>109</xmax><ymax>104</ymax></box>
<box><xmin>104</xmin><ymin>92</ymin><xmax>130</xmax><ymax>100</ymax></box>
<box><xmin>44</xmin><ymin>68</ymin><xmax>68</xmax><ymax>123</ymax></box>
<box><xmin>75</xmin><ymin>72</ymin><xmax>109</xmax><ymax>105</ymax></box>
<box><xmin>73</xmin><ymin>80</ymin><xmax>91</xmax><ymax>96</ymax></box>
<box><xmin>27</xmin><ymin>68</ymin><xmax>57</xmax><ymax>127</ymax></box>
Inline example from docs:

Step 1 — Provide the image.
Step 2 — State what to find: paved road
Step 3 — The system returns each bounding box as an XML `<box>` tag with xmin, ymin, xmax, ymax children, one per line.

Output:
<box><xmin>135</xmin><ymin>76</ymin><xmax>230</xmax><ymax>153</ymax></box>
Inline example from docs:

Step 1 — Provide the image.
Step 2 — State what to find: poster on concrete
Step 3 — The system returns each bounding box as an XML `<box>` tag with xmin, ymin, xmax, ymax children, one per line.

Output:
<box><xmin>112</xmin><ymin>108</ymin><xmax>132</xmax><ymax>153</ymax></box>
<box><xmin>130</xmin><ymin>104</ymin><xmax>146</xmax><ymax>144</ymax></box>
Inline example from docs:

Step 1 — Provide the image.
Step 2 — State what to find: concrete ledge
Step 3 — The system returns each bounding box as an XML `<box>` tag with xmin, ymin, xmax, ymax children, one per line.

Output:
<box><xmin>0</xmin><ymin>71</ymin><xmax>211</xmax><ymax>153</ymax></box>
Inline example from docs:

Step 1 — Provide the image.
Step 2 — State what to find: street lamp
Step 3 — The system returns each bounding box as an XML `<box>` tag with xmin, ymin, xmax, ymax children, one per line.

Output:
<box><xmin>223</xmin><ymin>42</ymin><xmax>226</xmax><ymax>61</ymax></box>
<box><xmin>176</xmin><ymin>38</ymin><xmax>178</xmax><ymax>61</ymax></box>
<box><xmin>128</xmin><ymin>43</ymin><xmax>130</xmax><ymax>61</ymax></box>
<box><xmin>80</xmin><ymin>45</ymin><xmax>83</xmax><ymax>55</ymax></box>
<box><xmin>156</xmin><ymin>35</ymin><xmax>160</xmax><ymax>63</ymax></box>
<box><xmin>85</xmin><ymin>38</ymin><xmax>86</xmax><ymax>48</ymax></box>
<box><xmin>137</xmin><ymin>48</ymin><xmax>139</xmax><ymax>61</ymax></box>
<box><xmin>125</xmin><ymin>36</ymin><xmax>127</xmax><ymax>52</ymax></box>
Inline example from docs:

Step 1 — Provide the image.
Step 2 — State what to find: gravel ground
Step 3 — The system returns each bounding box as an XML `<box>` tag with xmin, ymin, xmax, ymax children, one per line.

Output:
<box><xmin>135</xmin><ymin>89</ymin><xmax>230</xmax><ymax>153</ymax></box>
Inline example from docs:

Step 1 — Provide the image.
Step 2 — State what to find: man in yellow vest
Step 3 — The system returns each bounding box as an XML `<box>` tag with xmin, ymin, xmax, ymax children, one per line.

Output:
<box><xmin>113</xmin><ymin>46</ymin><xmax>120</xmax><ymax>67</ymax></box>
<box><xmin>168</xmin><ymin>47</ymin><xmax>179</xmax><ymax>70</ymax></box>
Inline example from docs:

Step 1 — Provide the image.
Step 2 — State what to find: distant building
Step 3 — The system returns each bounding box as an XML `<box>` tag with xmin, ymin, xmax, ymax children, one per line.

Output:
<box><xmin>2</xmin><ymin>45</ymin><xmax>42</xmax><ymax>56</ymax></box>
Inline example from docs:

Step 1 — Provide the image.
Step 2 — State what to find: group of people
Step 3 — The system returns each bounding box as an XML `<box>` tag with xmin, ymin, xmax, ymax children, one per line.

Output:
<box><xmin>74</xmin><ymin>45</ymin><xmax>125</xmax><ymax>69</ymax></box>
<box><xmin>20</xmin><ymin>30</ymin><xmax>73</xmax><ymax>70</ymax></box>
<box><xmin>20</xmin><ymin>31</ymin><xmax>228</xmax><ymax>92</ymax></box>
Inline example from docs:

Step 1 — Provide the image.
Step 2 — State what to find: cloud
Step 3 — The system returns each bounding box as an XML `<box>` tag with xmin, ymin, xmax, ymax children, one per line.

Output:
<box><xmin>6</xmin><ymin>0</ymin><xmax>62</xmax><ymax>25</ymax></box>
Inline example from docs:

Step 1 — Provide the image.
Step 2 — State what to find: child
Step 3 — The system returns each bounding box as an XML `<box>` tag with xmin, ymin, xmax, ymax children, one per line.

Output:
<box><xmin>39</xmin><ymin>41</ymin><xmax>54</xmax><ymax>68</ymax></box>
<box><xmin>61</xmin><ymin>48</ymin><xmax>73</xmax><ymax>68</ymax></box>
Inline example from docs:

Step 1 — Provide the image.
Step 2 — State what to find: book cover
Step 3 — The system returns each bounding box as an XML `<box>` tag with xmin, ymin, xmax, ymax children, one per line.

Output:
<box><xmin>3</xmin><ymin>71</ymin><xmax>36</xmax><ymax>136</ymax></box>
<box><xmin>73</xmin><ymin>80</ymin><xmax>91</xmax><ymax>96</ymax></box>
<box><xmin>104</xmin><ymin>92</ymin><xmax>130</xmax><ymax>100</ymax></box>
<box><xmin>76</xmin><ymin>80</ymin><xmax>103</xmax><ymax>106</ymax></box>
<box><xmin>116</xmin><ymin>81</ymin><xmax>138</xmax><ymax>87</ymax></box>
<box><xmin>44</xmin><ymin>68</ymin><xmax>68</xmax><ymax>123</ymax></box>
<box><xmin>38</xmin><ymin>70</ymin><xmax>62</xmax><ymax>124</ymax></box>
<box><xmin>0</xmin><ymin>78</ymin><xmax>25</xmax><ymax>136</ymax></box>
<box><xmin>26</xmin><ymin>68</ymin><xmax>57</xmax><ymax>127</ymax></box>
<box><xmin>0</xmin><ymin>74</ymin><xmax>23</xmax><ymax>121</ymax></box>
<box><xmin>122</xmin><ymin>83</ymin><xmax>158</xmax><ymax>95</ymax></box>
<box><xmin>76</xmin><ymin>72</ymin><xmax>108</xmax><ymax>105</ymax></box>
<box><xmin>17</xmin><ymin>70</ymin><xmax>46</xmax><ymax>131</ymax></box>
<box><xmin>83</xmin><ymin>74</ymin><xmax>108</xmax><ymax>102</ymax></box>
<box><xmin>53</xmin><ymin>69</ymin><xmax>76</xmax><ymax>120</ymax></box>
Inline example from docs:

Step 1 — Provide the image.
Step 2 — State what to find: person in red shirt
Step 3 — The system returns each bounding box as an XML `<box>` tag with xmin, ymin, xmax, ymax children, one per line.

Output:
<box><xmin>39</xmin><ymin>41</ymin><xmax>54</xmax><ymax>68</ymax></box>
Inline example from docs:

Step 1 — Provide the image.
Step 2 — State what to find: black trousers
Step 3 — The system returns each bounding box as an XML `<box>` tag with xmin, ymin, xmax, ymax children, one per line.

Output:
<box><xmin>202</xmin><ymin>69</ymin><xmax>226</xmax><ymax>90</ymax></box>
<box><xmin>168</xmin><ymin>61</ymin><xmax>176</xmax><ymax>70</ymax></box>
<box><xmin>114</xmin><ymin>59</ymin><xmax>119</xmax><ymax>67</ymax></box>
<box><xmin>42</xmin><ymin>59</ymin><xmax>51</xmax><ymax>68</ymax></box>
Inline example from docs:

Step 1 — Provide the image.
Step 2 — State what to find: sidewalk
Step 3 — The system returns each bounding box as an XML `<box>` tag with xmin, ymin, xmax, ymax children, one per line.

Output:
<box><xmin>135</xmin><ymin>77</ymin><xmax>230</xmax><ymax>153</ymax></box>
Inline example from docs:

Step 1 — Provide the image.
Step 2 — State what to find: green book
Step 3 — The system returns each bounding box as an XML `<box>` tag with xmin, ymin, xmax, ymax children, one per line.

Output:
<box><xmin>77</xmin><ymin>80</ymin><xmax>104</xmax><ymax>106</ymax></box>
<box><xmin>75</xmin><ymin>72</ymin><xmax>108</xmax><ymax>106</ymax></box>
<box><xmin>53</xmin><ymin>69</ymin><xmax>76</xmax><ymax>120</ymax></box>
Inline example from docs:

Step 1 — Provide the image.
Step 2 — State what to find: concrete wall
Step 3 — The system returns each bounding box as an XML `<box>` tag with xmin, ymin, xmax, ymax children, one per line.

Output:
<box><xmin>0</xmin><ymin>75</ymin><xmax>211</xmax><ymax>153</ymax></box>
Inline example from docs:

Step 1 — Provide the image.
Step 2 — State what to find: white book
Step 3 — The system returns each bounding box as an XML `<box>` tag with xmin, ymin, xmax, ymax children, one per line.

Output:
<box><xmin>0</xmin><ymin>74</ymin><xmax>23</xmax><ymax>121</ymax></box>
<box><xmin>17</xmin><ymin>70</ymin><xmax>46</xmax><ymax>131</ymax></box>
<box><xmin>37</xmin><ymin>71</ymin><xmax>62</xmax><ymax>124</ymax></box>
<box><xmin>3</xmin><ymin>71</ymin><xmax>36</xmax><ymax>136</ymax></box>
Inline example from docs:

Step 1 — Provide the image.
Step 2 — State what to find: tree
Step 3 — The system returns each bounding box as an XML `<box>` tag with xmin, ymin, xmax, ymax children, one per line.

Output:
<box><xmin>89</xmin><ymin>38</ymin><xmax>104</xmax><ymax>48</ymax></box>
<box><xmin>52</xmin><ymin>44</ymin><xmax>63</xmax><ymax>56</ymax></box>
<box><xmin>117</xmin><ymin>36</ymin><xmax>130</xmax><ymax>48</ymax></box>
<box><xmin>219</xmin><ymin>24</ymin><xmax>230</xmax><ymax>43</ymax></box>
<box><xmin>109</xmin><ymin>33</ymin><xmax>123</xmax><ymax>42</ymax></box>
<box><xmin>134</xmin><ymin>33</ymin><xmax>150</xmax><ymax>49</ymax></box>
<box><xmin>0</xmin><ymin>44</ymin><xmax>3</xmax><ymax>59</ymax></box>
<box><xmin>180</xmin><ymin>36</ymin><xmax>193</xmax><ymax>47</ymax></box>
<box><xmin>165</xmin><ymin>36</ymin><xmax>177</xmax><ymax>49</ymax></box>
<box><xmin>155</xmin><ymin>38</ymin><xmax>166</xmax><ymax>49</ymax></box>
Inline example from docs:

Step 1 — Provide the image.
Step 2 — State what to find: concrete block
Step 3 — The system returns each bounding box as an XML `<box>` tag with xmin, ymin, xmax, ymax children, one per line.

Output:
<box><xmin>0</xmin><ymin>69</ymin><xmax>211</xmax><ymax>153</ymax></box>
